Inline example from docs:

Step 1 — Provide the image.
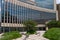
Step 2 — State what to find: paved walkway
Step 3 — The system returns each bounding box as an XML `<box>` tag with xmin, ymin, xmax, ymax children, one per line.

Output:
<box><xmin>15</xmin><ymin>31</ymin><xmax>49</xmax><ymax>40</ymax></box>
<box><xmin>0</xmin><ymin>33</ymin><xmax>3</xmax><ymax>38</ymax></box>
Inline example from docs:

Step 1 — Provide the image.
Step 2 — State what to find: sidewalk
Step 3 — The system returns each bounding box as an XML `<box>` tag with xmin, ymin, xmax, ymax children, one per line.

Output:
<box><xmin>15</xmin><ymin>31</ymin><xmax>49</xmax><ymax>40</ymax></box>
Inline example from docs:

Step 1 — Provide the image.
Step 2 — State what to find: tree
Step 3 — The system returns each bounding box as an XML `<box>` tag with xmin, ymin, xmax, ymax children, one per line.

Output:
<box><xmin>23</xmin><ymin>20</ymin><xmax>37</xmax><ymax>34</ymax></box>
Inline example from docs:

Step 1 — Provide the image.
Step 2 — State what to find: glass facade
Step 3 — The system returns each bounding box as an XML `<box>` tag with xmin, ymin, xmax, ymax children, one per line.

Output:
<box><xmin>0</xmin><ymin>0</ymin><xmax>2</xmax><ymax>22</ymax></box>
<box><xmin>18</xmin><ymin>0</ymin><xmax>36</xmax><ymax>5</ymax></box>
<box><xmin>1</xmin><ymin>0</ymin><xmax>56</xmax><ymax>24</ymax></box>
<box><xmin>35</xmin><ymin>0</ymin><xmax>54</xmax><ymax>9</ymax></box>
<box><xmin>18</xmin><ymin>0</ymin><xmax>54</xmax><ymax>9</ymax></box>
<box><xmin>0</xmin><ymin>0</ymin><xmax>56</xmax><ymax>32</ymax></box>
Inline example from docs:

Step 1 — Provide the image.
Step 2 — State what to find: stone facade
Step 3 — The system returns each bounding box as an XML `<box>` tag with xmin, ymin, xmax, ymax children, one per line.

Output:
<box><xmin>57</xmin><ymin>4</ymin><xmax>60</xmax><ymax>20</ymax></box>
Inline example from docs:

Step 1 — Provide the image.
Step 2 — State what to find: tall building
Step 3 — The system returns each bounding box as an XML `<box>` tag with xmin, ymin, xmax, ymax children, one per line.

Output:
<box><xmin>0</xmin><ymin>0</ymin><xmax>57</xmax><ymax>32</ymax></box>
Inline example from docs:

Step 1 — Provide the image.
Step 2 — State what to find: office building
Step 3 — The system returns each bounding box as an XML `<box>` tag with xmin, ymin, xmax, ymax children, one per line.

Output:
<box><xmin>0</xmin><ymin>0</ymin><xmax>57</xmax><ymax>32</ymax></box>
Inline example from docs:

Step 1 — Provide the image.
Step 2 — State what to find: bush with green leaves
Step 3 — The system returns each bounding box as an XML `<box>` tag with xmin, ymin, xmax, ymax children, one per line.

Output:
<box><xmin>27</xmin><ymin>30</ymin><xmax>36</xmax><ymax>35</ymax></box>
<box><xmin>23</xmin><ymin>20</ymin><xmax>37</xmax><ymax>34</ymax></box>
<box><xmin>0</xmin><ymin>31</ymin><xmax>22</xmax><ymax>40</ymax></box>
<box><xmin>43</xmin><ymin>28</ymin><xmax>60</xmax><ymax>40</ymax></box>
<box><xmin>46</xmin><ymin>20</ymin><xmax>60</xmax><ymax>28</ymax></box>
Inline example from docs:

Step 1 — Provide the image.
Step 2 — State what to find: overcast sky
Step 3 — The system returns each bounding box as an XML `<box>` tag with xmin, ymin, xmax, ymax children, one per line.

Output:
<box><xmin>56</xmin><ymin>0</ymin><xmax>60</xmax><ymax>4</ymax></box>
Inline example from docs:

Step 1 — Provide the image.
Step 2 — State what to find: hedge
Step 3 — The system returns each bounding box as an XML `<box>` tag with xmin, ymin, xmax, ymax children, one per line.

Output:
<box><xmin>43</xmin><ymin>28</ymin><xmax>60</xmax><ymax>40</ymax></box>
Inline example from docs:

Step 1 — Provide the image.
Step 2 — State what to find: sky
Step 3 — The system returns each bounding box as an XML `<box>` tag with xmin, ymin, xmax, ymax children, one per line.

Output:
<box><xmin>56</xmin><ymin>0</ymin><xmax>60</xmax><ymax>4</ymax></box>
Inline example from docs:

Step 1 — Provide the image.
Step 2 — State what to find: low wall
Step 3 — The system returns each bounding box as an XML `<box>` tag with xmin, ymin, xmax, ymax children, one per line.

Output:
<box><xmin>1</xmin><ymin>23</ymin><xmax>45</xmax><ymax>27</ymax></box>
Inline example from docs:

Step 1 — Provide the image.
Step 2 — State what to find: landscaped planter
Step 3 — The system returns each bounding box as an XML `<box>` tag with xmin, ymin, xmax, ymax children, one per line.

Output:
<box><xmin>0</xmin><ymin>31</ymin><xmax>22</xmax><ymax>40</ymax></box>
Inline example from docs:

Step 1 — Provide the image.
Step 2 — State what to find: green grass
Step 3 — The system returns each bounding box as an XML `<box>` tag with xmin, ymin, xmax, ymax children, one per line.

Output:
<box><xmin>0</xmin><ymin>31</ymin><xmax>22</xmax><ymax>40</ymax></box>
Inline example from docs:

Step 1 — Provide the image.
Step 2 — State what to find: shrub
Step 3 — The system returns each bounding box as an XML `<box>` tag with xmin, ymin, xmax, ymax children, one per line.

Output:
<box><xmin>27</xmin><ymin>30</ymin><xmax>36</xmax><ymax>35</ymax></box>
<box><xmin>43</xmin><ymin>28</ymin><xmax>60</xmax><ymax>40</ymax></box>
<box><xmin>46</xmin><ymin>20</ymin><xmax>60</xmax><ymax>28</ymax></box>
<box><xmin>0</xmin><ymin>31</ymin><xmax>22</xmax><ymax>40</ymax></box>
<box><xmin>0</xmin><ymin>35</ymin><xmax>12</xmax><ymax>40</ymax></box>
<box><xmin>23</xmin><ymin>20</ymin><xmax>37</xmax><ymax>34</ymax></box>
<box><xmin>57</xmin><ymin>21</ymin><xmax>60</xmax><ymax>27</ymax></box>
